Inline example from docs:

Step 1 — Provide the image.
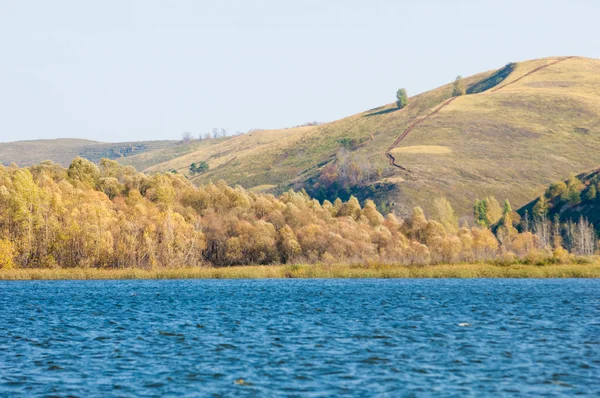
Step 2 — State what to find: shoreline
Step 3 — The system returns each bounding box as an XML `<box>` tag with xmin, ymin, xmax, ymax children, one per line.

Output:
<box><xmin>1</xmin><ymin>263</ymin><xmax>600</xmax><ymax>280</ymax></box>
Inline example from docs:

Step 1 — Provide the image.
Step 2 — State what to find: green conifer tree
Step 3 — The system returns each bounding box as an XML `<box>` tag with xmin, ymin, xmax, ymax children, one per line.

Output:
<box><xmin>533</xmin><ymin>195</ymin><xmax>549</xmax><ymax>218</ymax></box>
<box><xmin>586</xmin><ymin>184</ymin><xmax>597</xmax><ymax>201</ymax></box>
<box><xmin>474</xmin><ymin>199</ymin><xmax>489</xmax><ymax>227</ymax></box>
<box><xmin>500</xmin><ymin>199</ymin><xmax>516</xmax><ymax>235</ymax></box>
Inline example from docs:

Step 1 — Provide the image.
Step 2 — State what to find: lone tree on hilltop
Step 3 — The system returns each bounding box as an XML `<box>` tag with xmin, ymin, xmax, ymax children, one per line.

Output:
<box><xmin>452</xmin><ymin>75</ymin><xmax>465</xmax><ymax>97</ymax></box>
<box><xmin>181</xmin><ymin>131</ymin><xmax>193</xmax><ymax>143</ymax></box>
<box><xmin>396</xmin><ymin>88</ymin><xmax>408</xmax><ymax>109</ymax></box>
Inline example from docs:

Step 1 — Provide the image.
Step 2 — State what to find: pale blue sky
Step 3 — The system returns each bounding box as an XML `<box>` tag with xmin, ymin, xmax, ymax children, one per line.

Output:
<box><xmin>0</xmin><ymin>0</ymin><xmax>598</xmax><ymax>143</ymax></box>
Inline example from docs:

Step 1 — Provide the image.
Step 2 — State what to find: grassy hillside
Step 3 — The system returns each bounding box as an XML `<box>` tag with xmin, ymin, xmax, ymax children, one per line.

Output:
<box><xmin>142</xmin><ymin>56</ymin><xmax>600</xmax><ymax>218</ymax></box>
<box><xmin>118</xmin><ymin>136</ymin><xmax>234</xmax><ymax>172</ymax></box>
<box><xmin>6</xmin><ymin>56</ymin><xmax>598</xmax><ymax>219</ymax></box>
<box><xmin>0</xmin><ymin>138</ymin><xmax>178</xmax><ymax>167</ymax></box>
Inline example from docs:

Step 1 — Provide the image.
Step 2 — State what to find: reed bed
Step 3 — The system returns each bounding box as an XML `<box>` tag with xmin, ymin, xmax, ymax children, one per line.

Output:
<box><xmin>1</xmin><ymin>262</ymin><xmax>600</xmax><ymax>280</ymax></box>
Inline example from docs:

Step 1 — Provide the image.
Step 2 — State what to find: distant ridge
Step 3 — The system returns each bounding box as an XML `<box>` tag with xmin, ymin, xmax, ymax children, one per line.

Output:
<box><xmin>0</xmin><ymin>138</ymin><xmax>178</xmax><ymax>167</ymax></box>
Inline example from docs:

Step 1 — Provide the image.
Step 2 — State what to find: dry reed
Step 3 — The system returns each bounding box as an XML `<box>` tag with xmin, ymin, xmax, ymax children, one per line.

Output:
<box><xmin>1</xmin><ymin>262</ymin><xmax>599</xmax><ymax>280</ymax></box>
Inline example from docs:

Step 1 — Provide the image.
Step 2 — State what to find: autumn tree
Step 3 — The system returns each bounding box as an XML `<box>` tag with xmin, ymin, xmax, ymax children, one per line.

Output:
<box><xmin>471</xmin><ymin>227</ymin><xmax>499</xmax><ymax>260</ymax></box>
<box><xmin>406</xmin><ymin>206</ymin><xmax>428</xmax><ymax>242</ymax></box>
<box><xmin>546</xmin><ymin>181</ymin><xmax>567</xmax><ymax>198</ymax></box>
<box><xmin>552</xmin><ymin>214</ymin><xmax>563</xmax><ymax>249</ymax></box>
<box><xmin>0</xmin><ymin>158</ymin><xmax>595</xmax><ymax>270</ymax></box>
<box><xmin>532</xmin><ymin>195</ymin><xmax>549</xmax><ymax>218</ymax></box>
<box><xmin>278</xmin><ymin>225</ymin><xmax>301</xmax><ymax>263</ymax></box>
<box><xmin>562</xmin><ymin>174</ymin><xmax>584</xmax><ymax>204</ymax></box>
<box><xmin>433</xmin><ymin>197</ymin><xmax>458</xmax><ymax>234</ymax></box>
<box><xmin>361</xmin><ymin>199</ymin><xmax>384</xmax><ymax>227</ymax></box>
<box><xmin>0</xmin><ymin>239</ymin><xmax>14</xmax><ymax>268</ymax></box>
<box><xmin>474</xmin><ymin>197</ymin><xmax>502</xmax><ymax>227</ymax></box>
<box><xmin>496</xmin><ymin>200</ymin><xmax>518</xmax><ymax>246</ymax></box>
<box><xmin>67</xmin><ymin>157</ymin><xmax>100</xmax><ymax>189</ymax></box>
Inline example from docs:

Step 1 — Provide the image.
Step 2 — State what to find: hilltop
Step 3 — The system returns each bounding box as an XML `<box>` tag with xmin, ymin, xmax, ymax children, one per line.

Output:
<box><xmin>132</xmin><ymin>56</ymin><xmax>600</xmax><ymax>218</ymax></box>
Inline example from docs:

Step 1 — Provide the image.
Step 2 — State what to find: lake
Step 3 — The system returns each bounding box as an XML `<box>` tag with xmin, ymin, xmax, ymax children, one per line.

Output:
<box><xmin>1</xmin><ymin>279</ymin><xmax>599</xmax><ymax>396</ymax></box>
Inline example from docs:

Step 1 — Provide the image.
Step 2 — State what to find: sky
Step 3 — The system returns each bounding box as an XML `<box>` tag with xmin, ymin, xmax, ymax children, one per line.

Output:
<box><xmin>0</xmin><ymin>0</ymin><xmax>598</xmax><ymax>143</ymax></box>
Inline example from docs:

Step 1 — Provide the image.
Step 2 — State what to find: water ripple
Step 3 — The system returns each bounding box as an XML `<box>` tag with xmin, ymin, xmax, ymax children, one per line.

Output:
<box><xmin>0</xmin><ymin>279</ymin><xmax>599</xmax><ymax>396</ymax></box>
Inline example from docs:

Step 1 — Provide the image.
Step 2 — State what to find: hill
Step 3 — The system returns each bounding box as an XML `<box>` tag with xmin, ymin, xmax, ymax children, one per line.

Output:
<box><xmin>4</xmin><ymin>57</ymin><xmax>599</xmax><ymax>219</ymax></box>
<box><xmin>0</xmin><ymin>138</ymin><xmax>179</xmax><ymax>167</ymax></box>
<box><xmin>118</xmin><ymin>136</ymin><xmax>235</xmax><ymax>172</ymax></box>
<box><xmin>137</xmin><ymin>56</ymin><xmax>600</xmax><ymax>218</ymax></box>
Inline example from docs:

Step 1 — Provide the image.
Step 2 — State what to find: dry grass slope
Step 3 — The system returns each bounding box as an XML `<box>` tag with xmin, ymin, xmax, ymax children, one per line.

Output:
<box><xmin>141</xmin><ymin>56</ymin><xmax>600</xmax><ymax>219</ymax></box>
<box><xmin>390</xmin><ymin>145</ymin><xmax>452</xmax><ymax>154</ymax></box>
<box><xmin>119</xmin><ymin>137</ymin><xmax>235</xmax><ymax>172</ymax></box>
<box><xmin>20</xmin><ymin>56</ymin><xmax>596</xmax><ymax>219</ymax></box>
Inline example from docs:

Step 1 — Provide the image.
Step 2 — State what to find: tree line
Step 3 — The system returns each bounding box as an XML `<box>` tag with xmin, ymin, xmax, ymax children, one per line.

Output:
<box><xmin>474</xmin><ymin>195</ymin><xmax>596</xmax><ymax>257</ymax></box>
<box><xmin>181</xmin><ymin>128</ymin><xmax>244</xmax><ymax>144</ymax></box>
<box><xmin>0</xmin><ymin>158</ymin><xmax>596</xmax><ymax>269</ymax></box>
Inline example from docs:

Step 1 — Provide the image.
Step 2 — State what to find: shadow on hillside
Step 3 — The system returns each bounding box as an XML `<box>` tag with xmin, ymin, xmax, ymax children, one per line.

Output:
<box><xmin>466</xmin><ymin>62</ymin><xmax>516</xmax><ymax>94</ymax></box>
<box><xmin>364</xmin><ymin>107</ymin><xmax>400</xmax><ymax>117</ymax></box>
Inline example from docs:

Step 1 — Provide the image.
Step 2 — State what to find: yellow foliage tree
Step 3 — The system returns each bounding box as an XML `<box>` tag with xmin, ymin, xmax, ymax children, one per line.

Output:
<box><xmin>0</xmin><ymin>239</ymin><xmax>15</xmax><ymax>269</ymax></box>
<box><xmin>0</xmin><ymin>158</ymin><xmax>588</xmax><ymax>270</ymax></box>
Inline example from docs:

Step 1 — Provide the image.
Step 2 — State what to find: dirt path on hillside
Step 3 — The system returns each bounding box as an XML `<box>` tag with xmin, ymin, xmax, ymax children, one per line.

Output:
<box><xmin>385</xmin><ymin>96</ymin><xmax>457</xmax><ymax>173</ymax></box>
<box><xmin>490</xmin><ymin>56</ymin><xmax>575</xmax><ymax>92</ymax></box>
<box><xmin>385</xmin><ymin>56</ymin><xmax>576</xmax><ymax>174</ymax></box>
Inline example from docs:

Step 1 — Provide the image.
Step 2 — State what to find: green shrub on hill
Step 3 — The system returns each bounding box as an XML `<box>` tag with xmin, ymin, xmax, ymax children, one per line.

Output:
<box><xmin>189</xmin><ymin>161</ymin><xmax>209</xmax><ymax>175</ymax></box>
<box><xmin>452</xmin><ymin>76</ymin><xmax>466</xmax><ymax>96</ymax></box>
<box><xmin>396</xmin><ymin>88</ymin><xmax>408</xmax><ymax>109</ymax></box>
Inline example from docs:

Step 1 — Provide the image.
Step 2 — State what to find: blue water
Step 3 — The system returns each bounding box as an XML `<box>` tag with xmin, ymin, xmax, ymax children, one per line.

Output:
<box><xmin>1</xmin><ymin>279</ymin><xmax>599</xmax><ymax>397</ymax></box>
